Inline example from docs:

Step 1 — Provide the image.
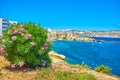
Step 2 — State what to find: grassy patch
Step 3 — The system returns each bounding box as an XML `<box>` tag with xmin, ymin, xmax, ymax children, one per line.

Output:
<box><xmin>34</xmin><ymin>67</ymin><xmax>96</xmax><ymax>80</ymax></box>
<box><xmin>80</xmin><ymin>63</ymin><xmax>90</xmax><ymax>69</ymax></box>
<box><xmin>70</xmin><ymin>63</ymin><xmax>90</xmax><ymax>70</ymax></box>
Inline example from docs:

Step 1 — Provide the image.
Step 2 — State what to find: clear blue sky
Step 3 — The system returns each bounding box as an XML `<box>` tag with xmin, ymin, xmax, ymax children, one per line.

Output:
<box><xmin>1</xmin><ymin>0</ymin><xmax>120</xmax><ymax>30</ymax></box>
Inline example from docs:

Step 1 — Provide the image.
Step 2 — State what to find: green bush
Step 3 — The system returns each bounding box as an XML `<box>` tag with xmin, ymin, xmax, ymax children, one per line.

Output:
<box><xmin>2</xmin><ymin>23</ymin><xmax>51</xmax><ymax>69</ymax></box>
<box><xmin>94</xmin><ymin>65</ymin><xmax>111</xmax><ymax>74</ymax></box>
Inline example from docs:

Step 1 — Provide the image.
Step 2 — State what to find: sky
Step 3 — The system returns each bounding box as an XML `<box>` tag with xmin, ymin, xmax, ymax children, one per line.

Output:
<box><xmin>0</xmin><ymin>0</ymin><xmax>120</xmax><ymax>30</ymax></box>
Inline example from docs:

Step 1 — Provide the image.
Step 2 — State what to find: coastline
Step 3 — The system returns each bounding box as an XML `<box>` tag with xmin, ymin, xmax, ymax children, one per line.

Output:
<box><xmin>47</xmin><ymin>30</ymin><xmax>120</xmax><ymax>43</ymax></box>
<box><xmin>48</xmin><ymin>51</ymin><xmax>120</xmax><ymax>80</ymax></box>
<box><xmin>48</xmin><ymin>36</ymin><xmax>120</xmax><ymax>43</ymax></box>
<box><xmin>48</xmin><ymin>36</ymin><xmax>95</xmax><ymax>42</ymax></box>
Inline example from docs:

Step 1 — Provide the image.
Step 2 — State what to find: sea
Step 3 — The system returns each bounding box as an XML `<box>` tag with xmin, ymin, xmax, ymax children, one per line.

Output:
<box><xmin>51</xmin><ymin>37</ymin><xmax>120</xmax><ymax>76</ymax></box>
<box><xmin>92</xmin><ymin>37</ymin><xmax>120</xmax><ymax>42</ymax></box>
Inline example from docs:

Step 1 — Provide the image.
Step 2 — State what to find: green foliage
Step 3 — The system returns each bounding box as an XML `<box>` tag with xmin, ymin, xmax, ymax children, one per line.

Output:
<box><xmin>0</xmin><ymin>71</ymin><xmax>2</xmax><ymax>75</ymax></box>
<box><xmin>0</xmin><ymin>39</ymin><xmax>2</xmax><ymax>44</ymax></box>
<box><xmin>62</xmin><ymin>36</ymin><xmax>67</xmax><ymax>40</ymax></box>
<box><xmin>0</xmin><ymin>73</ymin><xmax>2</xmax><ymax>75</ymax></box>
<box><xmin>95</xmin><ymin>65</ymin><xmax>111</xmax><ymax>74</ymax></box>
<box><xmin>34</xmin><ymin>67</ymin><xmax>96</xmax><ymax>80</ymax></box>
<box><xmin>2</xmin><ymin>23</ymin><xmax>51</xmax><ymax>68</ymax></box>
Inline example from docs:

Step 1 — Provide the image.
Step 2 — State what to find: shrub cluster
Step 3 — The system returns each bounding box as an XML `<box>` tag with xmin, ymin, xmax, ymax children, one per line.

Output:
<box><xmin>1</xmin><ymin>23</ymin><xmax>51</xmax><ymax>69</ymax></box>
<box><xmin>94</xmin><ymin>65</ymin><xmax>111</xmax><ymax>74</ymax></box>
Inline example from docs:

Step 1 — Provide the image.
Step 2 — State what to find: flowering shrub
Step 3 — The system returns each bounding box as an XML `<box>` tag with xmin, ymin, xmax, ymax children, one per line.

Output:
<box><xmin>2</xmin><ymin>23</ymin><xmax>51</xmax><ymax>69</ymax></box>
<box><xmin>0</xmin><ymin>45</ymin><xmax>4</xmax><ymax>56</ymax></box>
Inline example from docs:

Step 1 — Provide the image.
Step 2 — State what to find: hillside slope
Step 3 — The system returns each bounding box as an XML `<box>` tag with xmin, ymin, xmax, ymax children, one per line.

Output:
<box><xmin>0</xmin><ymin>51</ymin><xmax>119</xmax><ymax>80</ymax></box>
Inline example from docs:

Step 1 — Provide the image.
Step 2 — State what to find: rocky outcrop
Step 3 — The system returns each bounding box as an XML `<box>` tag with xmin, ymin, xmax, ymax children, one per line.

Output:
<box><xmin>48</xmin><ymin>51</ymin><xmax>65</xmax><ymax>60</ymax></box>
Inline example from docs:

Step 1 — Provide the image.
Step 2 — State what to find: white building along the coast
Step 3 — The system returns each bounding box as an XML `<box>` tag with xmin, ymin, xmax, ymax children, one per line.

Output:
<box><xmin>0</xmin><ymin>18</ymin><xmax>17</xmax><ymax>37</ymax></box>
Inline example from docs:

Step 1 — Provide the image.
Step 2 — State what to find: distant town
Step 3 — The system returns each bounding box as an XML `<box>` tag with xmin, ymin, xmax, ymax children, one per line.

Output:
<box><xmin>47</xmin><ymin>29</ymin><xmax>120</xmax><ymax>41</ymax></box>
<box><xmin>1</xmin><ymin>18</ymin><xmax>120</xmax><ymax>40</ymax></box>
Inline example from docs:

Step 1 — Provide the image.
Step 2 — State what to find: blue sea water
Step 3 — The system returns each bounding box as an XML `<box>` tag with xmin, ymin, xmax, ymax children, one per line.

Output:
<box><xmin>92</xmin><ymin>37</ymin><xmax>120</xmax><ymax>42</ymax></box>
<box><xmin>51</xmin><ymin>40</ymin><xmax>120</xmax><ymax>76</ymax></box>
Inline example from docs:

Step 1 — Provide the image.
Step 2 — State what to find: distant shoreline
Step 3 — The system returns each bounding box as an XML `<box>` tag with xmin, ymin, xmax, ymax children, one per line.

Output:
<box><xmin>47</xmin><ymin>29</ymin><xmax>120</xmax><ymax>42</ymax></box>
<box><xmin>91</xmin><ymin>36</ymin><xmax>120</xmax><ymax>38</ymax></box>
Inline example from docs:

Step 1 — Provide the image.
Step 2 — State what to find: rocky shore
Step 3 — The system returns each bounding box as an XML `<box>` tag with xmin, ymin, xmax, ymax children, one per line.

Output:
<box><xmin>48</xmin><ymin>51</ymin><xmax>120</xmax><ymax>80</ymax></box>
<box><xmin>47</xmin><ymin>30</ymin><xmax>105</xmax><ymax>42</ymax></box>
<box><xmin>47</xmin><ymin>33</ymin><xmax>95</xmax><ymax>42</ymax></box>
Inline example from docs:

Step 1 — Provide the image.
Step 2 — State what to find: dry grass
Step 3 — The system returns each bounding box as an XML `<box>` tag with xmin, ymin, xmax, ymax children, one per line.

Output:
<box><xmin>0</xmin><ymin>55</ymin><xmax>120</xmax><ymax>80</ymax></box>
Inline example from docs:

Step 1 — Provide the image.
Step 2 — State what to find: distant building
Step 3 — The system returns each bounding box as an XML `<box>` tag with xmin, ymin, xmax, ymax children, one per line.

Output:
<box><xmin>46</xmin><ymin>28</ymin><xmax>52</xmax><ymax>33</ymax></box>
<box><xmin>0</xmin><ymin>18</ymin><xmax>17</xmax><ymax>37</ymax></box>
<box><xmin>9</xmin><ymin>21</ymin><xmax>18</xmax><ymax>24</ymax></box>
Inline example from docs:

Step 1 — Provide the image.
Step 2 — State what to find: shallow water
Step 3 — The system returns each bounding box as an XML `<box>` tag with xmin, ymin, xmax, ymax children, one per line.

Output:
<box><xmin>51</xmin><ymin>40</ymin><xmax>120</xmax><ymax>76</ymax></box>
